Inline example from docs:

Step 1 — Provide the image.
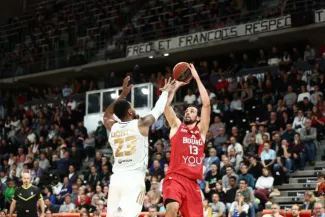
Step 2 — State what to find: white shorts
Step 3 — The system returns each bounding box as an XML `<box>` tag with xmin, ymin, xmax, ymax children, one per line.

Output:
<box><xmin>106</xmin><ymin>171</ymin><xmax>146</xmax><ymax>217</ymax></box>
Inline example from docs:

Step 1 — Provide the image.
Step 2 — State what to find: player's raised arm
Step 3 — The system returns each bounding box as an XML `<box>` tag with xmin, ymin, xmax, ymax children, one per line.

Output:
<box><xmin>138</xmin><ymin>78</ymin><xmax>176</xmax><ymax>136</ymax></box>
<box><xmin>164</xmin><ymin>80</ymin><xmax>188</xmax><ymax>130</ymax></box>
<box><xmin>103</xmin><ymin>76</ymin><xmax>132</xmax><ymax>131</ymax></box>
<box><xmin>189</xmin><ymin>63</ymin><xmax>211</xmax><ymax>137</ymax></box>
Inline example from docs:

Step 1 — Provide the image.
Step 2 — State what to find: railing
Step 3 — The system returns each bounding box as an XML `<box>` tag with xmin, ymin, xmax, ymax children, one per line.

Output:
<box><xmin>0</xmin><ymin>0</ymin><xmax>321</xmax><ymax>79</ymax></box>
<box><xmin>86</xmin><ymin>82</ymin><xmax>154</xmax><ymax>115</ymax></box>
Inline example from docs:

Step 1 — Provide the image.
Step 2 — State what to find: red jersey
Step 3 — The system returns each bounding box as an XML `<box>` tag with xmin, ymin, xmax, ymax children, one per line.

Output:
<box><xmin>166</xmin><ymin>123</ymin><xmax>204</xmax><ymax>180</ymax></box>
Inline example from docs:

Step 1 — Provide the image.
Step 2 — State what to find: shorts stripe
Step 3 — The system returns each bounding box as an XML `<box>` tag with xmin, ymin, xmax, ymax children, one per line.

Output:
<box><xmin>136</xmin><ymin>186</ymin><xmax>145</xmax><ymax>205</ymax></box>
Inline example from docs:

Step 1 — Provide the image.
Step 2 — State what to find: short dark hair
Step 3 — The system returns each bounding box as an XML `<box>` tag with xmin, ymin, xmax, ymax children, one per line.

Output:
<box><xmin>187</xmin><ymin>104</ymin><xmax>201</xmax><ymax>117</ymax></box>
<box><xmin>229</xmin><ymin>176</ymin><xmax>237</xmax><ymax>181</ymax></box>
<box><xmin>113</xmin><ymin>100</ymin><xmax>131</xmax><ymax>120</ymax></box>
<box><xmin>239</xmin><ymin>179</ymin><xmax>247</xmax><ymax>184</ymax></box>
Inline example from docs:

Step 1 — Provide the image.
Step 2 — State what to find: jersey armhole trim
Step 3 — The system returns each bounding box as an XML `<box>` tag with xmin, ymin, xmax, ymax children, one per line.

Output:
<box><xmin>170</xmin><ymin>123</ymin><xmax>184</xmax><ymax>142</ymax></box>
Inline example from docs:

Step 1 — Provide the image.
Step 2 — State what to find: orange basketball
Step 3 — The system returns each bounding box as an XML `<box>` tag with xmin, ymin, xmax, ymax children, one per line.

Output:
<box><xmin>172</xmin><ymin>62</ymin><xmax>192</xmax><ymax>82</ymax></box>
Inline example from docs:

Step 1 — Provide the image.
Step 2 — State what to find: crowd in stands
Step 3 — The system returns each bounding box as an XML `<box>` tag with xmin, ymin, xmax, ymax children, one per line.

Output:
<box><xmin>1</xmin><ymin>0</ymin><xmax>324</xmax><ymax>78</ymax></box>
<box><xmin>0</xmin><ymin>0</ymin><xmax>141</xmax><ymax>78</ymax></box>
<box><xmin>0</xmin><ymin>41</ymin><xmax>325</xmax><ymax>217</ymax></box>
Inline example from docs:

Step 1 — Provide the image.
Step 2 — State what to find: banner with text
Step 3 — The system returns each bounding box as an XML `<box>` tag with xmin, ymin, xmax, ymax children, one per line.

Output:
<box><xmin>127</xmin><ymin>9</ymin><xmax>325</xmax><ymax>57</ymax></box>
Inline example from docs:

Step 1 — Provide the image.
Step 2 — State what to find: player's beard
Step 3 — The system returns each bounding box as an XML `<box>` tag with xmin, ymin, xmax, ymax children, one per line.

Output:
<box><xmin>184</xmin><ymin>117</ymin><xmax>196</xmax><ymax>125</ymax></box>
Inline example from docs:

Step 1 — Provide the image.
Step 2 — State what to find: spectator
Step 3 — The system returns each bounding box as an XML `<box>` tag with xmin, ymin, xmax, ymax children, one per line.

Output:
<box><xmin>62</xmin><ymin>85</ymin><xmax>73</xmax><ymax>97</ymax></box>
<box><xmin>75</xmin><ymin>194</ymin><xmax>96</xmax><ymax>213</ymax></box>
<box><xmin>58</xmin><ymin>177</ymin><xmax>72</xmax><ymax>202</ymax></box>
<box><xmin>281</xmin><ymin>123</ymin><xmax>296</xmax><ymax>143</ymax></box>
<box><xmin>254</xmin><ymin>167</ymin><xmax>274</xmax><ymax>205</ymax></box>
<box><xmin>203</xmin><ymin>198</ymin><xmax>213</xmax><ymax>217</ymax></box>
<box><xmin>222</xmin><ymin>166</ymin><xmax>238</xmax><ymax>191</ymax></box>
<box><xmin>225</xmin><ymin>176</ymin><xmax>239</xmax><ymax>210</ymax></box>
<box><xmin>209</xmin><ymin>193</ymin><xmax>226</xmax><ymax>217</ymax></box>
<box><xmin>84</xmin><ymin>132</ymin><xmax>96</xmax><ymax>159</ymax></box>
<box><xmin>283</xmin><ymin>85</ymin><xmax>297</xmax><ymax>109</ymax></box>
<box><xmin>300</xmin><ymin>118</ymin><xmax>317</xmax><ymax>166</ymax></box>
<box><xmin>205</xmin><ymin>163</ymin><xmax>221</xmax><ymax>196</ymax></box>
<box><xmin>237</xmin><ymin>179</ymin><xmax>257</xmax><ymax>217</ymax></box>
<box><xmin>56</xmin><ymin>152</ymin><xmax>70</xmax><ymax>177</ymax></box>
<box><xmin>68</xmin><ymin>165</ymin><xmax>77</xmax><ymax>185</ymax></box>
<box><xmin>263</xmin><ymin>203</ymin><xmax>283</xmax><ymax>217</ymax></box>
<box><xmin>298</xmin><ymin>98</ymin><xmax>313</xmax><ymax>115</ymax></box>
<box><xmin>94</xmin><ymin>121</ymin><xmax>107</xmax><ymax>147</ymax></box>
<box><xmin>260</xmin><ymin>143</ymin><xmax>276</xmax><ymax>170</ymax></box>
<box><xmin>149</xmin><ymin>160</ymin><xmax>164</xmax><ymax>181</ymax></box>
<box><xmin>43</xmin><ymin>186</ymin><xmax>56</xmax><ymax>205</ymax></box>
<box><xmin>290</xmin><ymin>134</ymin><xmax>305</xmax><ymax>170</ymax></box>
<box><xmin>95</xmin><ymin>200</ymin><xmax>106</xmax><ymax>213</ymax></box>
<box><xmin>301</xmin><ymin>191</ymin><xmax>315</xmax><ymax>210</ymax></box>
<box><xmin>209</xmin><ymin>116</ymin><xmax>225</xmax><ymax>138</ymax></box>
<box><xmin>315</xmin><ymin>174</ymin><xmax>325</xmax><ymax>197</ymax></box>
<box><xmin>184</xmin><ymin>88</ymin><xmax>197</xmax><ymax>105</ymax></box>
<box><xmin>144</xmin><ymin>205</ymin><xmax>158</xmax><ymax>217</ymax></box>
<box><xmin>273</xmin><ymin>139</ymin><xmax>293</xmax><ymax>183</ymax></box>
<box><xmin>243</xmin><ymin>135</ymin><xmax>259</xmax><ymax>160</ymax></box>
<box><xmin>4</xmin><ymin>179</ymin><xmax>15</xmax><ymax>209</ymax></box>
<box><xmin>31</xmin><ymin>160</ymin><xmax>43</xmax><ymax>185</ymax></box>
<box><xmin>312</xmin><ymin>202</ymin><xmax>325</xmax><ymax>217</ymax></box>
<box><xmin>142</xmin><ymin>195</ymin><xmax>153</xmax><ymax>212</ymax></box>
<box><xmin>39</xmin><ymin>153</ymin><xmax>50</xmax><ymax>171</ymax></box>
<box><xmin>214</xmin><ymin>127</ymin><xmax>228</xmax><ymax>155</ymax></box>
<box><xmin>297</xmin><ymin>86</ymin><xmax>311</xmax><ymax>102</ymax></box>
<box><xmin>220</xmin><ymin>157</ymin><xmax>235</xmax><ymax>177</ymax></box>
<box><xmin>243</xmin><ymin>125</ymin><xmax>263</xmax><ymax>148</ymax></box>
<box><xmin>304</xmin><ymin>44</ymin><xmax>316</xmax><ymax>62</ymax></box>
<box><xmin>227</xmin><ymin>137</ymin><xmax>243</xmax><ymax>171</ymax></box>
<box><xmin>59</xmin><ymin>195</ymin><xmax>76</xmax><ymax>213</ymax></box>
<box><xmin>248</xmin><ymin>156</ymin><xmax>263</xmax><ymax>181</ymax></box>
<box><xmin>291</xmin><ymin>204</ymin><xmax>301</xmax><ymax>217</ymax></box>
<box><xmin>228</xmin><ymin>192</ymin><xmax>249</xmax><ymax>217</ymax></box>
<box><xmin>204</xmin><ymin>149</ymin><xmax>220</xmax><ymax>172</ymax></box>
<box><xmin>311</xmin><ymin>85</ymin><xmax>323</xmax><ymax>105</ymax></box>
<box><xmin>75</xmin><ymin>187</ymin><xmax>91</xmax><ymax>207</ymax></box>
<box><xmin>92</xmin><ymin>185</ymin><xmax>105</xmax><ymax>205</ymax></box>
<box><xmin>86</xmin><ymin>166</ymin><xmax>101</xmax><ymax>188</ymax></box>
<box><xmin>237</xmin><ymin>164</ymin><xmax>255</xmax><ymax>189</ymax></box>
<box><xmin>44</xmin><ymin>198</ymin><xmax>60</xmax><ymax>214</ymax></box>
<box><xmin>147</xmin><ymin>181</ymin><xmax>161</xmax><ymax>205</ymax></box>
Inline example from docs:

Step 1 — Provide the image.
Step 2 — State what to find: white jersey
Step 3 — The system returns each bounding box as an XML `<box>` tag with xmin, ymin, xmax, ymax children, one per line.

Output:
<box><xmin>108</xmin><ymin>119</ymin><xmax>148</xmax><ymax>175</ymax></box>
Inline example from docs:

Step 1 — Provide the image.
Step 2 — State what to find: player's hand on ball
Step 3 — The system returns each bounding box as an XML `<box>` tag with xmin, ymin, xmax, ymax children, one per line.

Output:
<box><xmin>122</xmin><ymin>76</ymin><xmax>133</xmax><ymax>96</ymax></box>
<box><xmin>188</xmin><ymin>63</ymin><xmax>199</xmax><ymax>80</ymax></box>
<box><xmin>175</xmin><ymin>79</ymin><xmax>190</xmax><ymax>88</ymax></box>
<box><xmin>160</xmin><ymin>77</ymin><xmax>176</xmax><ymax>92</ymax></box>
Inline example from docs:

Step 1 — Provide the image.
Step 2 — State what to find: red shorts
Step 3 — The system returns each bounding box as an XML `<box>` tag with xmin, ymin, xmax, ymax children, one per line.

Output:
<box><xmin>162</xmin><ymin>173</ymin><xmax>203</xmax><ymax>217</ymax></box>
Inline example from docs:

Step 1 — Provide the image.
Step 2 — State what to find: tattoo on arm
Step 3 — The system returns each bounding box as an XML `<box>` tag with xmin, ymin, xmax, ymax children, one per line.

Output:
<box><xmin>140</xmin><ymin>115</ymin><xmax>156</xmax><ymax>126</ymax></box>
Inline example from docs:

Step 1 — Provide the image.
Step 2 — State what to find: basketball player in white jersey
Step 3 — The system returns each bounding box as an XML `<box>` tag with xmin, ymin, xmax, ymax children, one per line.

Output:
<box><xmin>104</xmin><ymin>76</ymin><xmax>175</xmax><ymax>217</ymax></box>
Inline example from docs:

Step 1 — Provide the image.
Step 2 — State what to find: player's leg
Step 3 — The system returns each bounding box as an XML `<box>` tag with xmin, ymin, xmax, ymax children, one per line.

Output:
<box><xmin>165</xmin><ymin>199</ymin><xmax>180</xmax><ymax>217</ymax></box>
<box><xmin>119</xmin><ymin>179</ymin><xmax>146</xmax><ymax>217</ymax></box>
<box><xmin>179</xmin><ymin>180</ymin><xmax>203</xmax><ymax>217</ymax></box>
<box><xmin>106</xmin><ymin>174</ymin><xmax>121</xmax><ymax>217</ymax></box>
<box><xmin>163</xmin><ymin>178</ymin><xmax>184</xmax><ymax>217</ymax></box>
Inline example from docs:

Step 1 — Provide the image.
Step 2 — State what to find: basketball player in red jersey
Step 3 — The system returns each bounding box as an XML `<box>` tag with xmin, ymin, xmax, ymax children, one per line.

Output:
<box><xmin>163</xmin><ymin>63</ymin><xmax>211</xmax><ymax>217</ymax></box>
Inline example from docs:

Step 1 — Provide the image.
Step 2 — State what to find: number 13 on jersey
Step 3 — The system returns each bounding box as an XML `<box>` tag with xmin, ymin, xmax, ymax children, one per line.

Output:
<box><xmin>189</xmin><ymin>145</ymin><xmax>198</xmax><ymax>155</ymax></box>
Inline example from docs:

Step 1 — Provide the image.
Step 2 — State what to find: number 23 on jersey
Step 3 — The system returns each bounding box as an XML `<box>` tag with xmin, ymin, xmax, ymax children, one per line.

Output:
<box><xmin>113</xmin><ymin>136</ymin><xmax>137</xmax><ymax>157</ymax></box>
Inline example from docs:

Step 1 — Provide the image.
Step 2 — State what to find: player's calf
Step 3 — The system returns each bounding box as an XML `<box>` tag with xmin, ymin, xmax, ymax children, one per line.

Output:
<box><xmin>165</xmin><ymin>200</ymin><xmax>180</xmax><ymax>217</ymax></box>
